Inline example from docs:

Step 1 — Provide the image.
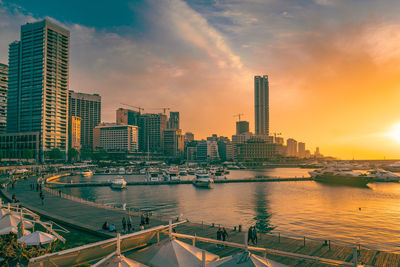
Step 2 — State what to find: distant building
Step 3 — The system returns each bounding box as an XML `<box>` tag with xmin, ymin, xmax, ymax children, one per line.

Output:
<box><xmin>196</xmin><ymin>140</ymin><xmax>207</xmax><ymax>161</ymax></box>
<box><xmin>163</xmin><ymin>129</ymin><xmax>184</xmax><ymax>157</ymax></box>
<box><xmin>184</xmin><ymin>132</ymin><xmax>194</xmax><ymax>143</ymax></box>
<box><xmin>69</xmin><ymin>116</ymin><xmax>81</xmax><ymax>151</ymax></box>
<box><xmin>0</xmin><ymin>63</ymin><xmax>8</xmax><ymax>134</ymax></box>
<box><xmin>69</xmin><ymin>91</ymin><xmax>101</xmax><ymax>150</ymax></box>
<box><xmin>236</xmin><ymin>121</ymin><xmax>249</xmax><ymax>135</ymax></box>
<box><xmin>116</xmin><ymin>108</ymin><xmax>140</xmax><ymax>126</ymax></box>
<box><xmin>274</xmin><ymin>136</ymin><xmax>284</xmax><ymax>145</ymax></box>
<box><xmin>298</xmin><ymin>142</ymin><xmax>306</xmax><ymax>158</ymax></box>
<box><xmin>7</xmin><ymin>20</ymin><xmax>70</xmax><ymax>159</ymax></box>
<box><xmin>139</xmin><ymin>113</ymin><xmax>167</xmax><ymax>153</ymax></box>
<box><xmin>217</xmin><ymin>137</ymin><xmax>233</xmax><ymax>161</ymax></box>
<box><xmin>254</xmin><ymin>75</ymin><xmax>269</xmax><ymax>135</ymax></box>
<box><xmin>314</xmin><ymin>147</ymin><xmax>323</xmax><ymax>158</ymax></box>
<box><xmin>236</xmin><ymin>137</ymin><xmax>278</xmax><ymax>161</ymax></box>
<box><xmin>232</xmin><ymin>132</ymin><xmax>253</xmax><ymax>159</ymax></box>
<box><xmin>286</xmin><ymin>138</ymin><xmax>298</xmax><ymax>157</ymax></box>
<box><xmin>168</xmin><ymin>112</ymin><xmax>179</xmax><ymax>130</ymax></box>
<box><xmin>207</xmin><ymin>140</ymin><xmax>220</xmax><ymax>161</ymax></box>
<box><xmin>0</xmin><ymin>132</ymin><xmax>40</xmax><ymax>161</ymax></box>
<box><xmin>186</xmin><ymin>146</ymin><xmax>196</xmax><ymax>161</ymax></box>
<box><xmin>305</xmin><ymin>149</ymin><xmax>311</xmax><ymax>158</ymax></box>
<box><xmin>93</xmin><ymin>124</ymin><xmax>138</xmax><ymax>152</ymax></box>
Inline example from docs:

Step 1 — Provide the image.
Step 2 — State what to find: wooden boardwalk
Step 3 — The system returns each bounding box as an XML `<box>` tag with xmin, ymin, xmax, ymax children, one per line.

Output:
<box><xmin>2</xmin><ymin>177</ymin><xmax>400</xmax><ymax>266</ymax></box>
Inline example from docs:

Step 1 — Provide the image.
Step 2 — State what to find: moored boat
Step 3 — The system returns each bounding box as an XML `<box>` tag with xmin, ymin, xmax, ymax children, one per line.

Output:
<box><xmin>110</xmin><ymin>176</ymin><xmax>127</xmax><ymax>189</ymax></box>
<box><xmin>367</xmin><ymin>169</ymin><xmax>400</xmax><ymax>182</ymax></box>
<box><xmin>146</xmin><ymin>168</ymin><xmax>161</xmax><ymax>182</ymax></box>
<box><xmin>193</xmin><ymin>171</ymin><xmax>213</xmax><ymax>188</ymax></box>
<box><xmin>311</xmin><ymin>168</ymin><xmax>371</xmax><ymax>186</ymax></box>
<box><xmin>210</xmin><ymin>168</ymin><xmax>227</xmax><ymax>180</ymax></box>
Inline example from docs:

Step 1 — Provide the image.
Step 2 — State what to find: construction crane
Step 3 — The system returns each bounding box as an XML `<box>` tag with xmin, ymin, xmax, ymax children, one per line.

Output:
<box><xmin>148</xmin><ymin>107</ymin><xmax>170</xmax><ymax>114</ymax></box>
<box><xmin>233</xmin><ymin>113</ymin><xmax>245</xmax><ymax>121</ymax></box>
<box><xmin>120</xmin><ymin>103</ymin><xmax>144</xmax><ymax>114</ymax></box>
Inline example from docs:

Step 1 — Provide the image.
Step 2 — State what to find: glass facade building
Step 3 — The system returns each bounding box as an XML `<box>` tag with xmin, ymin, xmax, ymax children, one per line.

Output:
<box><xmin>0</xmin><ymin>63</ymin><xmax>8</xmax><ymax>133</ymax></box>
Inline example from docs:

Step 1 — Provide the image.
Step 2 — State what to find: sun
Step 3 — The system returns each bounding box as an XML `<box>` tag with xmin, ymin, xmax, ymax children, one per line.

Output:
<box><xmin>386</xmin><ymin>122</ymin><xmax>400</xmax><ymax>143</ymax></box>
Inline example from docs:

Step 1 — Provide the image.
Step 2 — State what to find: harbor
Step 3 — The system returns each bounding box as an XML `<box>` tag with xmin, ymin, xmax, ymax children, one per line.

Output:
<box><xmin>1</xmin><ymin>175</ymin><xmax>400</xmax><ymax>266</ymax></box>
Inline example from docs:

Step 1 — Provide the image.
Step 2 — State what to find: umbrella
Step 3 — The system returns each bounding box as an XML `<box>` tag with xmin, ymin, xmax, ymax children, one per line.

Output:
<box><xmin>17</xmin><ymin>231</ymin><xmax>56</xmax><ymax>246</ymax></box>
<box><xmin>206</xmin><ymin>251</ymin><xmax>288</xmax><ymax>267</ymax></box>
<box><xmin>0</xmin><ymin>213</ymin><xmax>33</xmax><ymax>229</ymax></box>
<box><xmin>149</xmin><ymin>238</ymin><xmax>219</xmax><ymax>267</ymax></box>
<box><xmin>93</xmin><ymin>234</ymin><xmax>148</xmax><ymax>267</ymax></box>
<box><xmin>0</xmin><ymin>208</ymin><xmax>17</xmax><ymax>217</ymax></box>
<box><xmin>0</xmin><ymin>226</ymin><xmax>30</xmax><ymax>235</ymax></box>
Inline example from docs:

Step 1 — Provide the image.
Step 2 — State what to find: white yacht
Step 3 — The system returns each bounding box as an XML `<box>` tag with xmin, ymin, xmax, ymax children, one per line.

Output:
<box><xmin>210</xmin><ymin>168</ymin><xmax>227</xmax><ymax>180</ymax></box>
<box><xmin>146</xmin><ymin>168</ymin><xmax>161</xmax><ymax>182</ymax></box>
<box><xmin>163</xmin><ymin>168</ymin><xmax>181</xmax><ymax>181</ymax></box>
<box><xmin>110</xmin><ymin>176</ymin><xmax>127</xmax><ymax>189</ymax></box>
<box><xmin>367</xmin><ymin>169</ymin><xmax>400</xmax><ymax>182</ymax></box>
<box><xmin>193</xmin><ymin>171</ymin><xmax>214</xmax><ymax>188</ymax></box>
<box><xmin>81</xmin><ymin>170</ymin><xmax>93</xmax><ymax>178</ymax></box>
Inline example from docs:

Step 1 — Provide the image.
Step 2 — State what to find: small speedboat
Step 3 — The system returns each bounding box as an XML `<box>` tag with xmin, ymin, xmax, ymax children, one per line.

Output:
<box><xmin>179</xmin><ymin>168</ymin><xmax>188</xmax><ymax>176</ymax></box>
<box><xmin>210</xmin><ymin>168</ymin><xmax>227</xmax><ymax>180</ymax></box>
<box><xmin>110</xmin><ymin>176</ymin><xmax>127</xmax><ymax>189</ymax></box>
<box><xmin>163</xmin><ymin>168</ymin><xmax>181</xmax><ymax>181</ymax></box>
<box><xmin>193</xmin><ymin>171</ymin><xmax>213</xmax><ymax>188</ymax></box>
<box><xmin>147</xmin><ymin>168</ymin><xmax>161</xmax><ymax>182</ymax></box>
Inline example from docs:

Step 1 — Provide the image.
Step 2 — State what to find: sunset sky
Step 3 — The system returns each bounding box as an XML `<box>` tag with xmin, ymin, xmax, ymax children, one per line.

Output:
<box><xmin>1</xmin><ymin>0</ymin><xmax>400</xmax><ymax>159</ymax></box>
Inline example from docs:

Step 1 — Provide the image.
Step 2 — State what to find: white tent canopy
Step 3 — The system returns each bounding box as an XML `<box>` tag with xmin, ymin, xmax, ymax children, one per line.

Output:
<box><xmin>150</xmin><ymin>238</ymin><xmax>219</xmax><ymax>267</ymax></box>
<box><xmin>0</xmin><ymin>213</ymin><xmax>33</xmax><ymax>229</ymax></box>
<box><xmin>0</xmin><ymin>226</ymin><xmax>30</xmax><ymax>236</ymax></box>
<box><xmin>96</xmin><ymin>253</ymin><xmax>148</xmax><ymax>267</ymax></box>
<box><xmin>17</xmin><ymin>231</ymin><xmax>56</xmax><ymax>246</ymax></box>
<box><xmin>207</xmin><ymin>251</ymin><xmax>288</xmax><ymax>267</ymax></box>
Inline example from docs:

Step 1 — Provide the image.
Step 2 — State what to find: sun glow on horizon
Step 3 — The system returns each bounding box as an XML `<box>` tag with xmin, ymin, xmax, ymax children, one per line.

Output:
<box><xmin>385</xmin><ymin>122</ymin><xmax>400</xmax><ymax>144</ymax></box>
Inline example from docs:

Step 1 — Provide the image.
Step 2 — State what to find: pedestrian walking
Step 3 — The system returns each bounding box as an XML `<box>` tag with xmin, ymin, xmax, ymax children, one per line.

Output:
<box><xmin>145</xmin><ymin>214</ymin><xmax>149</xmax><ymax>225</ymax></box>
<box><xmin>127</xmin><ymin>216</ymin><xmax>133</xmax><ymax>232</ymax></box>
<box><xmin>122</xmin><ymin>217</ymin><xmax>127</xmax><ymax>232</ymax></box>
<box><xmin>222</xmin><ymin>227</ymin><xmax>228</xmax><ymax>242</ymax></box>
<box><xmin>40</xmin><ymin>194</ymin><xmax>44</xmax><ymax>206</ymax></box>
<box><xmin>248</xmin><ymin>227</ymin><xmax>253</xmax><ymax>244</ymax></box>
<box><xmin>216</xmin><ymin>228</ymin><xmax>222</xmax><ymax>248</ymax></box>
<box><xmin>252</xmin><ymin>226</ymin><xmax>258</xmax><ymax>244</ymax></box>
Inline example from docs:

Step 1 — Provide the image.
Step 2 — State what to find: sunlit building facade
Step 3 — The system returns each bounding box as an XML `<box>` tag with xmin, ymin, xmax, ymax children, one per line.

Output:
<box><xmin>93</xmin><ymin>124</ymin><xmax>138</xmax><ymax>152</ymax></box>
<box><xmin>69</xmin><ymin>116</ymin><xmax>81</xmax><ymax>151</ymax></box>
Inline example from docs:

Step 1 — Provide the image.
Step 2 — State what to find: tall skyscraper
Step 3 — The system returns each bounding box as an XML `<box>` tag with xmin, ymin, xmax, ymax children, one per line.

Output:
<box><xmin>116</xmin><ymin>108</ymin><xmax>140</xmax><ymax>126</ymax></box>
<box><xmin>163</xmin><ymin>129</ymin><xmax>184</xmax><ymax>157</ymax></box>
<box><xmin>254</xmin><ymin>75</ymin><xmax>269</xmax><ymax>135</ymax></box>
<box><xmin>236</xmin><ymin>121</ymin><xmax>249</xmax><ymax>135</ymax></box>
<box><xmin>286</xmin><ymin>138</ymin><xmax>298</xmax><ymax>157</ymax></box>
<box><xmin>298</xmin><ymin>142</ymin><xmax>306</xmax><ymax>158</ymax></box>
<box><xmin>168</xmin><ymin>111</ymin><xmax>180</xmax><ymax>130</ymax></box>
<box><xmin>69</xmin><ymin>91</ymin><xmax>101</xmax><ymax>150</ymax></box>
<box><xmin>7</xmin><ymin>20</ymin><xmax>70</xmax><ymax>155</ymax></box>
<box><xmin>0</xmin><ymin>63</ymin><xmax>8</xmax><ymax>133</ymax></box>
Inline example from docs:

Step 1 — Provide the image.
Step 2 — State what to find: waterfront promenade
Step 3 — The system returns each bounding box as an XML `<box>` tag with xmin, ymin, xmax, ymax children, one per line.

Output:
<box><xmin>2</xmin><ymin>176</ymin><xmax>400</xmax><ymax>266</ymax></box>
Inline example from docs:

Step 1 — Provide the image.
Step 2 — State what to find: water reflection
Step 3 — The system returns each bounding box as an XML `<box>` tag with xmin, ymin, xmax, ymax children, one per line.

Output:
<box><xmin>253</xmin><ymin>184</ymin><xmax>275</xmax><ymax>233</ymax></box>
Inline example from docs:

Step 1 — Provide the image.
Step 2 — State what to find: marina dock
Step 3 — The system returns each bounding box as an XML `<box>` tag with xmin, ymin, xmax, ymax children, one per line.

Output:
<box><xmin>2</xmin><ymin>176</ymin><xmax>400</xmax><ymax>266</ymax></box>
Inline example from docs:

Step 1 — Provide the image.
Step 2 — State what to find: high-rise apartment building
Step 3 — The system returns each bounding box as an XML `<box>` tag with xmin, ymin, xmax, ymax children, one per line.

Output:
<box><xmin>236</xmin><ymin>121</ymin><xmax>249</xmax><ymax>135</ymax></box>
<box><xmin>254</xmin><ymin>75</ymin><xmax>269</xmax><ymax>135</ymax></box>
<box><xmin>163</xmin><ymin>129</ymin><xmax>184</xmax><ymax>157</ymax></box>
<box><xmin>168</xmin><ymin>111</ymin><xmax>179</xmax><ymax>130</ymax></box>
<box><xmin>69</xmin><ymin>91</ymin><xmax>101</xmax><ymax>150</ymax></box>
<box><xmin>7</xmin><ymin>20</ymin><xmax>70</xmax><ymax>156</ymax></box>
<box><xmin>116</xmin><ymin>108</ymin><xmax>140</xmax><ymax>126</ymax></box>
<box><xmin>0</xmin><ymin>64</ymin><xmax>8</xmax><ymax>133</ymax></box>
<box><xmin>139</xmin><ymin>113</ymin><xmax>167</xmax><ymax>152</ymax></box>
<box><xmin>286</xmin><ymin>138</ymin><xmax>298</xmax><ymax>157</ymax></box>
<box><xmin>298</xmin><ymin>142</ymin><xmax>306</xmax><ymax>158</ymax></box>
<box><xmin>184</xmin><ymin>132</ymin><xmax>194</xmax><ymax>143</ymax></box>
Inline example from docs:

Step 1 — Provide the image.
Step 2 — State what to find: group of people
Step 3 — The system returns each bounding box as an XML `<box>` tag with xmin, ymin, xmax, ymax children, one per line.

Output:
<box><xmin>248</xmin><ymin>226</ymin><xmax>258</xmax><ymax>244</ymax></box>
<box><xmin>216</xmin><ymin>227</ymin><xmax>229</xmax><ymax>247</ymax></box>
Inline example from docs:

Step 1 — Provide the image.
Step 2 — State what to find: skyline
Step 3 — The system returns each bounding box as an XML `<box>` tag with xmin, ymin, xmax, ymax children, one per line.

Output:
<box><xmin>1</xmin><ymin>1</ymin><xmax>400</xmax><ymax>159</ymax></box>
